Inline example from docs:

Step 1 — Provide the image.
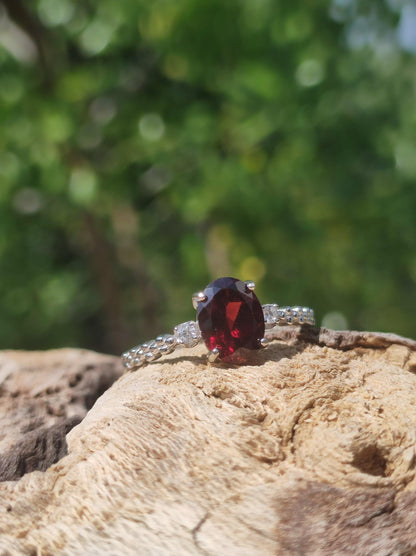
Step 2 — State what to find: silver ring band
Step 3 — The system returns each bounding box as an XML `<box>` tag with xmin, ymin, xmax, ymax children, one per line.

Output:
<box><xmin>122</xmin><ymin>304</ymin><xmax>315</xmax><ymax>372</ymax></box>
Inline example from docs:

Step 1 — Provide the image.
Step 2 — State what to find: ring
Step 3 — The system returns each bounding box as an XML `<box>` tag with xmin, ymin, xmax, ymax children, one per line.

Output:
<box><xmin>122</xmin><ymin>276</ymin><xmax>315</xmax><ymax>371</ymax></box>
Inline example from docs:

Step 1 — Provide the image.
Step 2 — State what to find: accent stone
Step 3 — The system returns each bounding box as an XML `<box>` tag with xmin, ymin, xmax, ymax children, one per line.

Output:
<box><xmin>197</xmin><ymin>277</ymin><xmax>265</xmax><ymax>359</ymax></box>
<box><xmin>174</xmin><ymin>321</ymin><xmax>201</xmax><ymax>348</ymax></box>
<box><xmin>263</xmin><ymin>304</ymin><xmax>280</xmax><ymax>327</ymax></box>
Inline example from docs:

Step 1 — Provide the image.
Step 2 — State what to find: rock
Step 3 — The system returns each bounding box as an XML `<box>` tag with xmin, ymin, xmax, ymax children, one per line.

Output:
<box><xmin>0</xmin><ymin>328</ymin><xmax>415</xmax><ymax>555</ymax></box>
<box><xmin>0</xmin><ymin>349</ymin><xmax>123</xmax><ymax>481</ymax></box>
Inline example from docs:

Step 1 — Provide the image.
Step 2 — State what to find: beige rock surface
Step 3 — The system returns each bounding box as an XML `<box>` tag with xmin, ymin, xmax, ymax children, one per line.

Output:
<box><xmin>0</xmin><ymin>328</ymin><xmax>416</xmax><ymax>555</ymax></box>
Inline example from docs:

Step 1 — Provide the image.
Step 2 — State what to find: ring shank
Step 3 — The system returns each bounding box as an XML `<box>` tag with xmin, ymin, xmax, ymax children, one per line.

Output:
<box><xmin>262</xmin><ymin>304</ymin><xmax>315</xmax><ymax>328</ymax></box>
<box><xmin>122</xmin><ymin>305</ymin><xmax>315</xmax><ymax>371</ymax></box>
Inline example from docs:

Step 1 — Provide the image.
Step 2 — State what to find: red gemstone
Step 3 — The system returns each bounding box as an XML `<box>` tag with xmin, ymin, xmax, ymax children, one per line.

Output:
<box><xmin>197</xmin><ymin>277</ymin><xmax>265</xmax><ymax>360</ymax></box>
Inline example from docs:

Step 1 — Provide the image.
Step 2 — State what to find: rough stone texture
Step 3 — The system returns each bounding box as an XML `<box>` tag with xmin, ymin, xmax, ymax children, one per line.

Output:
<box><xmin>0</xmin><ymin>328</ymin><xmax>416</xmax><ymax>555</ymax></box>
<box><xmin>0</xmin><ymin>349</ymin><xmax>123</xmax><ymax>481</ymax></box>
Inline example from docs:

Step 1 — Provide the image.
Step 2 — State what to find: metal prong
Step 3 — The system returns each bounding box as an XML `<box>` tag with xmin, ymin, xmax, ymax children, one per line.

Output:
<box><xmin>208</xmin><ymin>347</ymin><xmax>220</xmax><ymax>362</ymax></box>
<box><xmin>245</xmin><ymin>280</ymin><xmax>256</xmax><ymax>291</ymax></box>
<box><xmin>259</xmin><ymin>337</ymin><xmax>269</xmax><ymax>348</ymax></box>
<box><xmin>192</xmin><ymin>291</ymin><xmax>207</xmax><ymax>310</ymax></box>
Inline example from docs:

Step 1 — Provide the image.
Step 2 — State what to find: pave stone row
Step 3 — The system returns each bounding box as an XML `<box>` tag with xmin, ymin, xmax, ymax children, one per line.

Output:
<box><xmin>262</xmin><ymin>304</ymin><xmax>315</xmax><ymax>328</ymax></box>
<box><xmin>122</xmin><ymin>334</ymin><xmax>178</xmax><ymax>371</ymax></box>
<box><xmin>122</xmin><ymin>306</ymin><xmax>314</xmax><ymax>371</ymax></box>
<box><xmin>121</xmin><ymin>321</ymin><xmax>202</xmax><ymax>371</ymax></box>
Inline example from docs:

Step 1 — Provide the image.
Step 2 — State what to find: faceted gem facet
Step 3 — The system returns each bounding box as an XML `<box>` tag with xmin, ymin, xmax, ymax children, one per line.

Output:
<box><xmin>197</xmin><ymin>277</ymin><xmax>265</xmax><ymax>360</ymax></box>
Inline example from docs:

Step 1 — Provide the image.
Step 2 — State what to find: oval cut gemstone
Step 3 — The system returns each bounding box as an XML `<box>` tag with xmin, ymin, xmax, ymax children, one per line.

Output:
<box><xmin>197</xmin><ymin>277</ymin><xmax>265</xmax><ymax>360</ymax></box>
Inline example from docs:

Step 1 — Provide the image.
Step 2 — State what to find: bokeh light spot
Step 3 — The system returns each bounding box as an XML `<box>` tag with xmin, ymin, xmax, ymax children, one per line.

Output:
<box><xmin>322</xmin><ymin>311</ymin><xmax>348</xmax><ymax>330</ymax></box>
<box><xmin>69</xmin><ymin>167</ymin><xmax>98</xmax><ymax>206</ymax></box>
<box><xmin>138</xmin><ymin>113</ymin><xmax>165</xmax><ymax>142</ymax></box>
<box><xmin>398</xmin><ymin>4</ymin><xmax>416</xmax><ymax>54</ymax></box>
<box><xmin>139</xmin><ymin>9</ymin><xmax>177</xmax><ymax>41</ymax></box>
<box><xmin>38</xmin><ymin>0</ymin><xmax>74</xmax><ymax>27</ymax></box>
<box><xmin>12</xmin><ymin>188</ymin><xmax>43</xmax><ymax>215</ymax></box>
<box><xmin>77</xmin><ymin>124</ymin><xmax>102</xmax><ymax>150</ymax></box>
<box><xmin>296</xmin><ymin>59</ymin><xmax>325</xmax><ymax>87</ymax></box>
<box><xmin>395</xmin><ymin>141</ymin><xmax>416</xmax><ymax>177</ymax></box>
<box><xmin>239</xmin><ymin>257</ymin><xmax>266</xmax><ymax>282</ymax></box>
<box><xmin>163</xmin><ymin>54</ymin><xmax>189</xmax><ymax>80</ymax></box>
<box><xmin>41</xmin><ymin>112</ymin><xmax>73</xmax><ymax>142</ymax></box>
<box><xmin>89</xmin><ymin>97</ymin><xmax>117</xmax><ymax>125</ymax></box>
<box><xmin>80</xmin><ymin>20</ymin><xmax>114</xmax><ymax>56</ymax></box>
<box><xmin>140</xmin><ymin>166</ymin><xmax>171</xmax><ymax>193</ymax></box>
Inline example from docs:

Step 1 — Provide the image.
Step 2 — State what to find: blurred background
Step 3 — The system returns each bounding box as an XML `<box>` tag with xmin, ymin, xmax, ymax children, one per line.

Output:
<box><xmin>0</xmin><ymin>0</ymin><xmax>415</xmax><ymax>354</ymax></box>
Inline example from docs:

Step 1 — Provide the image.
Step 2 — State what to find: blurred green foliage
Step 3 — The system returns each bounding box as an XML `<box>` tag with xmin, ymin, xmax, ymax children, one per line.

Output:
<box><xmin>0</xmin><ymin>0</ymin><xmax>415</xmax><ymax>353</ymax></box>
